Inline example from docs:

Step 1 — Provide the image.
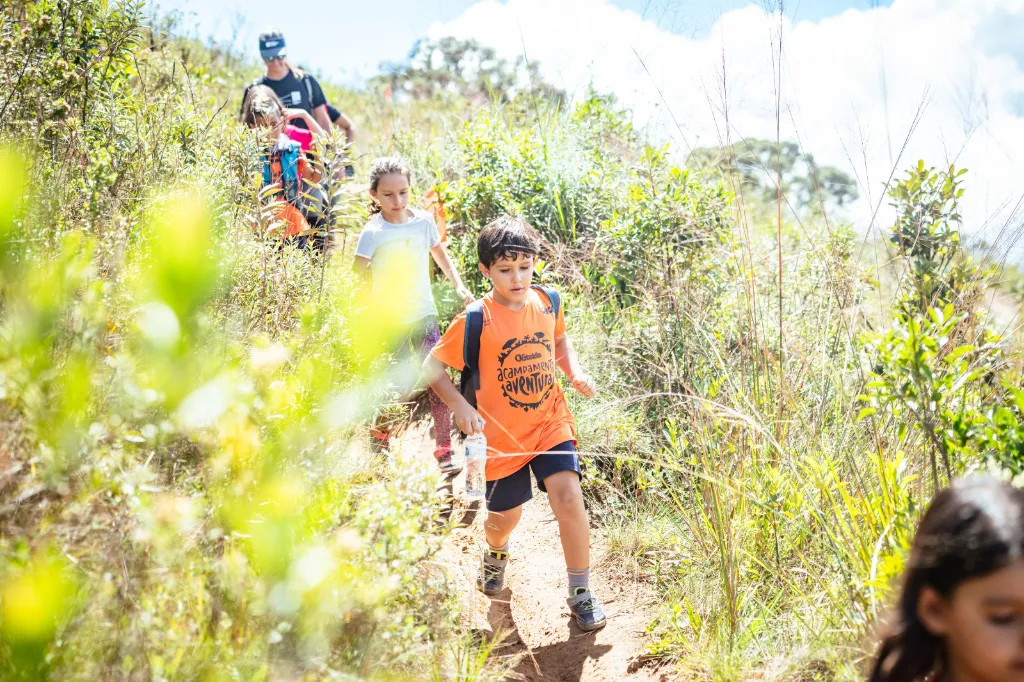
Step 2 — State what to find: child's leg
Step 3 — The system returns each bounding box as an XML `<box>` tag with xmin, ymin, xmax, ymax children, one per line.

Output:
<box><xmin>543</xmin><ymin>470</ymin><xmax>590</xmax><ymax>572</ymax></box>
<box><xmin>478</xmin><ymin>467</ymin><xmax>532</xmax><ymax>595</ymax></box>
<box><xmin>484</xmin><ymin>504</ymin><xmax>523</xmax><ymax>549</ymax></box>
<box><xmin>542</xmin><ymin>465</ymin><xmax>607</xmax><ymax>630</ymax></box>
<box><xmin>416</xmin><ymin>318</ymin><xmax>452</xmax><ymax>452</ymax></box>
<box><xmin>427</xmin><ymin>389</ymin><xmax>452</xmax><ymax>451</ymax></box>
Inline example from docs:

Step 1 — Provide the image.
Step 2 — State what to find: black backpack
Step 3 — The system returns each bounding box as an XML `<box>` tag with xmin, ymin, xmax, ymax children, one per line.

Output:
<box><xmin>459</xmin><ymin>284</ymin><xmax>561</xmax><ymax>417</ymax></box>
<box><xmin>249</xmin><ymin>73</ymin><xmax>316</xmax><ymax>112</ymax></box>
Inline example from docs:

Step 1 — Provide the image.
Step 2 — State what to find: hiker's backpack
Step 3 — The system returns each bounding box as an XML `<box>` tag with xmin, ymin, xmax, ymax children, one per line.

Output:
<box><xmin>459</xmin><ymin>284</ymin><xmax>561</xmax><ymax>416</ymax></box>
<box><xmin>261</xmin><ymin>138</ymin><xmax>304</xmax><ymax>205</ymax></box>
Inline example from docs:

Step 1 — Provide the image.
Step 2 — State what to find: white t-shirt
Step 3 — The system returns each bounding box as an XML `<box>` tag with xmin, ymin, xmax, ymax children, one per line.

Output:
<box><xmin>355</xmin><ymin>209</ymin><xmax>441</xmax><ymax>324</ymax></box>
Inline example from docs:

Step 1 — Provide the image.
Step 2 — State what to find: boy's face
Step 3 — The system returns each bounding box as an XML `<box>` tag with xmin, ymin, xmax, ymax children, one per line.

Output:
<box><xmin>480</xmin><ymin>254</ymin><xmax>534</xmax><ymax>304</ymax></box>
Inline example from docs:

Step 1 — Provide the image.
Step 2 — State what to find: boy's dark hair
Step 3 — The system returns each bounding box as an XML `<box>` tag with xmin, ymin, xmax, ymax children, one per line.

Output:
<box><xmin>478</xmin><ymin>215</ymin><xmax>542</xmax><ymax>267</ymax></box>
<box><xmin>868</xmin><ymin>476</ymin><xmax>1024</xmax><ymax>682</ymax></box>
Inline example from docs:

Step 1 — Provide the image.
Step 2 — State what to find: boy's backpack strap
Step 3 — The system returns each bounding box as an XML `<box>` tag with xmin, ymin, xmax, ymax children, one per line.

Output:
<box><xmin>530</xmin><ymin>284</ymin><xmax>561</xmax><ymax>319</ymax></box>
<box><xmin>460</xmin><ymin>301</ymin><xmax>485</xmax><ymax>410</ymax></box>
<box><xmin>463</xmin><ymin>301</ymin><xmax>485</xmax><ymax>384</ymax></box>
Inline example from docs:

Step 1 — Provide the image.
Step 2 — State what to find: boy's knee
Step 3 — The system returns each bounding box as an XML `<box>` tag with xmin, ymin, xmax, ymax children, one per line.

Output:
<box><xmin>547</xmin><ymin>476</ymin><xmax>584</xmax><ymax>513</ymax></box>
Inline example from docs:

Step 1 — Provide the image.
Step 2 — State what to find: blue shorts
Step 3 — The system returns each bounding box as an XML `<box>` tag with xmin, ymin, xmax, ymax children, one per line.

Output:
<box><xmin>485</xmin><ymin>441</ymin><xmax>581</xmax><ymax>513</ymax></box>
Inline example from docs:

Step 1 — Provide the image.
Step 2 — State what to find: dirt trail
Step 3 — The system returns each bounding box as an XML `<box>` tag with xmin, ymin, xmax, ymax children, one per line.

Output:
<box><xmin>394</xmin><ymin>420</ymin><xmax>665</xmax><ymax>682</ymax></box>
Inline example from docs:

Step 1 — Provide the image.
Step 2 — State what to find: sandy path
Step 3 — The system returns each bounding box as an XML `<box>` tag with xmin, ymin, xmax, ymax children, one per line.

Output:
<box><xmin>394</xmin><ymin>420</ymin><xmax>664</xmax><ymax>682</ymax></box>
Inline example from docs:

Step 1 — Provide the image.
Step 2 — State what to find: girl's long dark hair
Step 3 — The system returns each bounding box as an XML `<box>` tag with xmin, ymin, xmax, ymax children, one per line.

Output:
<box><xmin>367</xmin><ymin>156</ymin><xmax>412</xmax><ymax>216</ymax></box>
<box><xmin>869</xmin><ymin>477</ymin><xmax>1024</xmax><ymax>682</ymax></box>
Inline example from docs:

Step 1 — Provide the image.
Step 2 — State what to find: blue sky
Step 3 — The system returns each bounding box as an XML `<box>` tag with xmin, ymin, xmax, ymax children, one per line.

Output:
<box><xmin>165</xmin><ymin>0</ymin><xmax>891</xmax><ymax>82</ymax></box>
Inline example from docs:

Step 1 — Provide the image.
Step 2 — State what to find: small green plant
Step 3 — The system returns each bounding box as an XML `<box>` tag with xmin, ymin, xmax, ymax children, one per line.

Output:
<box><xmin>888</xmin><ymin>162</ymin><xmax>986</xmax><ymax>317</ymax></box>
<box><xmin>860</xmin><ymin>304</ymin><xmax>1003</xmax><ymax>485</ymax></box>
<box><xmin>862</xmin><ymin>163</ymin><xmax>1023</xmax><ymax>483</ymax></box>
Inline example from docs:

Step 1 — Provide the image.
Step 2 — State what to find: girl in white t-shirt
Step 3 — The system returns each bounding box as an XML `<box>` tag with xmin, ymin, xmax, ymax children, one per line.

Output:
<box><xmin>354</xmin><ymin>157</ymin><xmax>475</xmax><ymax>474</ymax></box>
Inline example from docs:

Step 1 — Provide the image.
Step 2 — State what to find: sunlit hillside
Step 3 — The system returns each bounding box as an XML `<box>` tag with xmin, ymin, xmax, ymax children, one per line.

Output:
<box><xmin>1</xmin><ymin>3</ymin><xmax>1022</xmax><ymax>680</ymax></box>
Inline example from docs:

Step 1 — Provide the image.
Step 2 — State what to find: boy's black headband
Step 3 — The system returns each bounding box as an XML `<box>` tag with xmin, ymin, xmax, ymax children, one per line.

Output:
<box><xmin>496</xmin><ymin>244</ymin><xmax>539</xmax><ymax>255</ymax></box>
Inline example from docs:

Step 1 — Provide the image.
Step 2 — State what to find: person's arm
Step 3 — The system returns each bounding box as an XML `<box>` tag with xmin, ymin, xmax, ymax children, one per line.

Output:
<box><xmin>353</xmin><ymin>225</ymin><xmax>375</xmax><ymax>288</ymax></box>
<box><xmin>305</xmin><ymin>77</ymin><xmax>333</xmax><ymax>136</ymax></box>
<box><xmin>352</xmin><ymin>255</ymin><xmax>373</xmax><ymax>303</ymax></box>
<box><xmin>429</xmin><ymin>242</ymin><xmax>474</xmax><ymax>307</ymax></box>
<box><xmin>285</xmin><ymin>108</ymin><xmax>326</xmax><ymax>138</ymax></box>
<box><xmin>353</xmin><ymin>255</ymin><xmax>371</xmax><ymax>285</ymax></box>
<box><xmin>301</xmin><ymin>157</ymin><xmax>322</xmax><ymax>184</ymax></box>
<box><xmin>423</xmin><ymin>354</ymin><xmax>485</xmax><ymax>434</ymax></box>
<box><xmin>333</xmin><ymin>110</ymin><xmax>356</xmax><ymax>146</ymax></box>
<box><xmin>311</xmin><ymin>105</ymin><xmax>332</xmax><ymax>136</ymax></box>
<box><xmin>554</xmin><ymin>332</ymin><xmax>596</xmax><ymax>397</ymax></box>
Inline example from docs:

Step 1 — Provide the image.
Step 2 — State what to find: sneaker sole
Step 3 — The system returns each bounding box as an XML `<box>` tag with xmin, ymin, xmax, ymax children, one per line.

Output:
<box><xmin>477</xmin><ymin>580</ymin><xmax>503</xmax><ymax>596</ymax></box>
<box><xmin>439</xmin><ymin>465</ymin><xmax>463</xmax><ymax>476</ymax></box>
<box><xmin>576</xmin><ymin>617</ymin><xmax>607</xmax><ymax>632</ymax></box>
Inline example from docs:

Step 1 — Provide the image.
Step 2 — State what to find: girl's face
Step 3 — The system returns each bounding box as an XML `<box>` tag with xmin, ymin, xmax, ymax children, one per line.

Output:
<box><xmin>919</xmin><ymin>560</ymin><xmax>1024</xmax><ymax>682</ymax></box>
<box><xmin>370</xmin><ymin>173</ymin><xmax>410</xmax><ymax>221</ymax></box>
<box><xmin>254</xmin><ymin>114</ymin><xmax>284</xmax><ymax>140</ymax></box>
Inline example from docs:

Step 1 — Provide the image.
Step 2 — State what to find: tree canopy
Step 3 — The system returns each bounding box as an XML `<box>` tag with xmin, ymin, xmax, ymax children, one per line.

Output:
<box><xmin>687</xmin><ymin>139</ymin><xmax>859</xmax><ymax>212</ymax></box>
<box><xmin>374</xmin><ymin>37</ymin><xmax>566</xmax><ymax>106</ymax></box>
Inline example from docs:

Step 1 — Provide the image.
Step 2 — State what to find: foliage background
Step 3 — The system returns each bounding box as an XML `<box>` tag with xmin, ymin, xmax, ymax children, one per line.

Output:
<box><xmin>1</xmin><ymin>2</ymin><xmax>1023</xmax><ymax>680</ymax></box>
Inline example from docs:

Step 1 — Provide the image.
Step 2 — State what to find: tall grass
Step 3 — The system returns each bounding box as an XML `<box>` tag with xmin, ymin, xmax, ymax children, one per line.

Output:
<box><xmin>0</xmin><ymin>5</ymin><xmax>500</xmax><ymax>679</ymax></box>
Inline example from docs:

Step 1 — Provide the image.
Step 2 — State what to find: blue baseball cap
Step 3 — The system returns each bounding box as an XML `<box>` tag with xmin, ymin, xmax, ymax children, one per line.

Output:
<box><xmin>259</xmin><ymin>35</ymin><xmax>287</xmax><ymax>61</ymax></box>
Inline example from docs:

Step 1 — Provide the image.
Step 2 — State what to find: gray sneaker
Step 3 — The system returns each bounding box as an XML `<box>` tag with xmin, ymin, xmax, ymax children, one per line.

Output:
<box><xmin>567</xmin><ymin>588</ymin><xmax>607</xmax><ymax>631</ymax></box>
<box><xmin>478</xmin><ymin>548</ymin><xmax>508</xmax><ymax>596</ymax></box>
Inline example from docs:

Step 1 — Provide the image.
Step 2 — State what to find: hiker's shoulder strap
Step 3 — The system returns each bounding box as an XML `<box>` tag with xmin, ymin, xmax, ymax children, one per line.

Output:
<box><xmin>299</xmin><ymin>71</ymin><xmax>315</xmax><ymax>106</ymax></box>
<box><xmin>531</xmin><ymin>284</ymin><xmax>561</xmax><ymax>319</ymax></box>
<box><xmin>305</xmin><ymin>75</ymin><xmax>314</xmax><ymax>105</ymax></box>
<box><xmin>462</xmin><ymin>301</ymin><xmax>485</xmax><ymax>379</ymax></box>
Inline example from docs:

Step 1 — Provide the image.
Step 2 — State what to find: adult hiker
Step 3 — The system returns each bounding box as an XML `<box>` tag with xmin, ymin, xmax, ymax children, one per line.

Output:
<box><xmin>240</xmin><ymin>29</ymin><xmax>332</xmax><ymax>135</ymax></box>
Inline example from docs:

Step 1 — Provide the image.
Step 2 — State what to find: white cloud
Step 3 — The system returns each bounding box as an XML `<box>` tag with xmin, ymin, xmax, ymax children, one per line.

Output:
<box><xmin>429</xmin><ymin>0</ymin><xmax>1024</xmax><ymax>262</ymax></box>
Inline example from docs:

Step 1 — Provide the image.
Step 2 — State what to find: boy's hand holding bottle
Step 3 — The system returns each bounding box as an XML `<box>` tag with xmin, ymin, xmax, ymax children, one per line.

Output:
<box><xmin>571</xmin><ymin>373</ymin><xmax>597</xmax><ymax>398</ymax></box>
<box><xmin>454</xmin><ymin>403</ymin><xmax>486</xmax><ymax>435</ymax></box>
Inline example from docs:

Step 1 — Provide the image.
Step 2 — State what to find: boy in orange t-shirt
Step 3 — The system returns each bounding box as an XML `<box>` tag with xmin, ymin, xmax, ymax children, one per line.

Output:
<box><xmin>424</xmin><ymin>215</ymin><xmax>606</xmax><ymax>632</ymax></box>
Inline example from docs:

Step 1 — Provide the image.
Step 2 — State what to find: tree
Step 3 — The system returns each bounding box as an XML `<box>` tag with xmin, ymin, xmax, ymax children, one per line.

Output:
<box><xmin>374</xmin><ymin>37</ymin><xmax>566</xmax><ymax>106</ymax></box>
<box><xmin>687</xmin><ymin>139</ymin><xmax>858</xmax><ymax>213</ymax></box>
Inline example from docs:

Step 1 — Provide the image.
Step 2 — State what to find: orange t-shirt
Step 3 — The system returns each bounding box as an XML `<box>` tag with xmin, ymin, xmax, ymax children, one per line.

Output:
<box><xmin>431</xmin><ymin>289</ymin><xmax>576</xmax><ymax>481</ymax></box>
<box><xmin>273</xmin><ymin>201</ymin><xmax>310</xmax><ymax>239</ymax></box>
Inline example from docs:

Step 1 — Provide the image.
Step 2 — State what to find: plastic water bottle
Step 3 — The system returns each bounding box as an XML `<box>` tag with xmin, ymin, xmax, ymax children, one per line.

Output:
<box><xmin>464</xmin><ymin>433</ymin><xmax>487</xmax><ymax>501</ymax></box>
